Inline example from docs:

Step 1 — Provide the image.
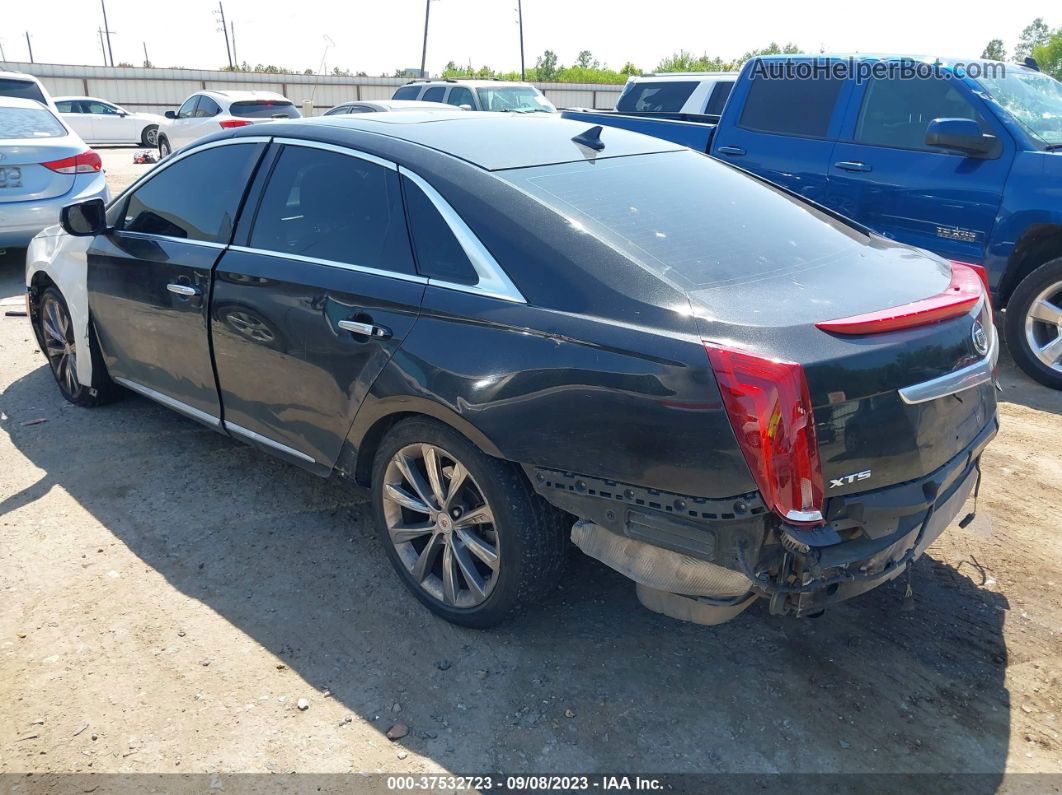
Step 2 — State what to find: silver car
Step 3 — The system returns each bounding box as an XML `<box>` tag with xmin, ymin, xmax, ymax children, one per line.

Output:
<box><xmin>0</xmin><ymin>97</ymin><xmax>109</xmax><ymax>248</ymax></box>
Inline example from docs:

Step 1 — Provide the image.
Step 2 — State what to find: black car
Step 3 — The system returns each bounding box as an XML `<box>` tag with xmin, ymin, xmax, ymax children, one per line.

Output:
<box><xmin>26</xmin><ymin>112</ymin><xmax>998</xmax><ymax>627</ymax></box>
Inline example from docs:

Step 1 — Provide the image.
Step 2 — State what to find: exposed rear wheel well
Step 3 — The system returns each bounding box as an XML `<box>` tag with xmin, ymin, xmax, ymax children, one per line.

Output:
<box><xmin>27</xmin><ymin>271</ymin><xmax>56</xmax><ymax>329</ymax></box>
<box><xmin>353</xmin><ymin>412</ymin><xmax>421</xmax><ymax>487</ymax></box>
<box><xmin>1003</xmin><ymin>225</ymin><xmax>1062</xmax><ymax>304</ymax></box>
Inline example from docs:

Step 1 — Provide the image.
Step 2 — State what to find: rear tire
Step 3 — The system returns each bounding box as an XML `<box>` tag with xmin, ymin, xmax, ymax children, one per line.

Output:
<box><xmin>371</xmin><ymin>417</ymin><xmax>568</xmax><ymax>628</ymax></box>
<box><xmin>35</xmin><ymin>287</ymin><xmax>122</xmax><ymax>408</ymax></box>
<box><xmin>140</xmin><ymin>124</ymin><xmax>159</xmax><ymax>147</ymax></box>
<box><xmin>1004</xmin><ymin>257</ymin><xmax>1062</xmax><ymax>390</ymax></box>
<box><xmin>158</xmin><ymin>135</ymin><xmax>172</xmax><ymax>158</ymax></box>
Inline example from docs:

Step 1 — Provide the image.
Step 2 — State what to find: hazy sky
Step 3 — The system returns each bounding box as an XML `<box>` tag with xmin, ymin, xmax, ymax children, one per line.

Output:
<box><xmin>1</xmin><ymin>0</ymin><xmax>1056</xmax><ymax>75</ymax></box>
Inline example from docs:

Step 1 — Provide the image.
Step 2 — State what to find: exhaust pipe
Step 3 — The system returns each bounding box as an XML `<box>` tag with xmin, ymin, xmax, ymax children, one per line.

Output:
<box><xmin>571</xmin><ymin>520</ymin><xmax>756</xmax><ymax>625</ymax></box>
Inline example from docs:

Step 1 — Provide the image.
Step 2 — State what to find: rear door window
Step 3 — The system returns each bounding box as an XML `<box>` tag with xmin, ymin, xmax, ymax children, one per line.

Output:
<box><xmin>447</xmin><ymin>87</ymin><xmax>475</xmax><ymax>108</ymax></box>
<box><xmin>738</xmin><ymin>71</ymin><xmax>844</xmax><ymax>138</ymax></box>
<box><xmin>122</xmin><ymin>143</ymin><xmax>261</xmax><ymax>243</ymax></box>
<box><xmin>422</xmin><ymin>87</ymin><xmax>446</xmax><ymax>102</ymax></box>
<box><xmin>230</xmin><ymin>100</ymin><xmax>301</xmax><ymax>119</ymax></box>
<box><xmin>616</xmin><ymin>81</ymin><xmax>698</xmax><ymax>113</ymax></box>
<box><xmin>249</xmin><ymin>145</ymin><xmax>415</xmax><ymax>275</ymax></box>
<box><xmin>854</xmin><ymin>76</ymin><xmax>984</xmax><ymax>150</ymax></box>
<box><xmin>56</xmin><ymin>100</ymin><xmax>79</xmax><ymax>113</ymax></box>
<box><xmin>392</xmin><ymin>85</ymin><xmax>421</xmax><ymax>100</ymax></box>
<box><xmin>402</xmin><ymin>176</ymin><xmax>478</xmax><ymax>285</ymax></box>
<box><xmin>195</xmin><ymin>97</ymin><xmax>222</xmax><ymax>117</ymax></box>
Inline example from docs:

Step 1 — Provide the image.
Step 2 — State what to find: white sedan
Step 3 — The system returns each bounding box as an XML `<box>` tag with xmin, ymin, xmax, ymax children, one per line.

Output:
<box><xmin>54</xmin><ymin>96</ymin><xmax>165</xmax><ymax>147</ymax></box>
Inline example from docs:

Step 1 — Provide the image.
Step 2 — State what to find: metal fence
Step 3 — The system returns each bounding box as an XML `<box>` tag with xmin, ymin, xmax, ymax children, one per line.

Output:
<box><xmin>3</xmin><ymin>62</ymin><xmax>623</xmax><ymax>114</ymax></box>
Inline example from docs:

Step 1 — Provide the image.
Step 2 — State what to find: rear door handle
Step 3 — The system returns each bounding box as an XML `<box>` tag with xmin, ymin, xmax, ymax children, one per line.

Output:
<box><xmin>834</xmin><ymin>160</ymin><xmax>872</xmax><ymax>172</ymax></box>
<box><xmin>716</xmin><ymin>146</ymin><xmax>746</xmax><ymax>156</ymax></box>
<box><xmin>338</xmin><ymin>319</ymin><xmax>391</xmax><ymax>339</ymax></box>
<box><xmin>166</xmin><ymin>283</ymin><xmax>200</xmax><ymax>297</ymax></box>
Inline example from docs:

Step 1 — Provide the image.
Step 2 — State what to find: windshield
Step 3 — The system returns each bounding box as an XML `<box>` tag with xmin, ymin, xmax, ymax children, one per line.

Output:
<box><xmin>0</xmin><ymin>106</ymin><xmax>66</xmax><ymax>139</ymax></box>
<box><xmin>499</xmin><ymin>150</ymin><xmax>869</xmax><ymax>292</ymax></box>
<box><xmin>975</xmin><ymin>69</ymin><xmax>1062</xmax><ymax>146</ymax></box>
<box><xmin>229</xmin><ymin>100</ymin><xmax>301</xmax><ymax>119</ymax></box>
<box><xmin>476</xmin><ymin>86</ymin><xmax>555</xmax><ymax>113</ymax></box>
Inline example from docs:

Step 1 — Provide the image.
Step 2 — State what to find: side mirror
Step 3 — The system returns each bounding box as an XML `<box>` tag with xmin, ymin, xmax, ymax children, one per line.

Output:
<box><xmin>925</xmin><ymin>118</ymin><xmax>996</xmax><ymax>157</ymax></box>
<box><xmin>164</xmin><ymin>110</ymin><xmax>177</xmax><ymax>119</ymax></box>
<box><xmin>458</xmin><ymin>104</ymin><xmax>472</xmax><ymax>110</ymax></box>
<box><xmin>60</xmin><ymin>199</ymin><xmax>107</xmax><ymax>237</ymax></box>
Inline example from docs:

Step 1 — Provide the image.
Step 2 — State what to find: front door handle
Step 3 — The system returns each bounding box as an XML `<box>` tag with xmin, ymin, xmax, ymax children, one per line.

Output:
<box><xmin>166</xmin><ymin>283</ymin><xmax>200</xmax><ymax>297</ymax></box>
<box><xmin>834</xmin><ymin>160</ymin><xmax>872</xmax><ymax>172</ymax></box>
<box><xmin>716</xmin><ymin>146</ymin><xmax>746</xmax><ymax>156</ymax></box>
<box><xmin>338</xmin><ymin>319</ymin><xmax>392</xmax><ymax>339</ymax></box>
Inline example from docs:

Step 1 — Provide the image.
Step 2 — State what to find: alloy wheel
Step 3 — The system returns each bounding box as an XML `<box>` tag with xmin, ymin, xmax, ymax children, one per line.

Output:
<box><xmin>144</xmin><ymin>126</ymin><xmax>159</xmax><ymax>147</ymax></box>
<box><xmin>1024</xmin><ymin>278</ymin><xmax>1062</xmax><ymax>374</ymax></box>
<box><xmin>382</xmin><ymin>443</ymin><xmax>500</xmax><ymax>608</ymax></box>
<box><xmin>41</xmin><ymin>295</ymin><xmax>78</xmax><ymax>397</ymax></box>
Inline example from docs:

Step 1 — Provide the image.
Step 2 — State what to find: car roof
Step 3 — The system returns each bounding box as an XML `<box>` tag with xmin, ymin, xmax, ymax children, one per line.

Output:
<box><xmin>349</xmin><ymin>99</ymin><xmax>457</xmax><ymax>110</ymax></box>
<box><xmin>54</xmin><ymin>96</ymin><xmax>113</xmax><ymax>103</ymax></box>
<box><xmin>632</xmin><ymin>73</ymin><xmax>735</xmax><ymax>80</ymax></box>
<box><xmin>0</xmin><ymin>95</ymin><xmax>56</xmax><ymax>110</ymax></box>
<box><xmin>198</xmin><ymin>89</ymin><xmax>291</xmax><ymax>101</ymax></box>
<box><xmin>289</xmin><ymin>111</ymin><xmax>683</xmax><ymax>171</ymax></box>
<box><xmin>0</xmin><ymin>70</ymin><xmax>43</xmax><ymax>82</ymax></box>
<box><xmin>404</xmin><ymin>80</ymin><xmax>537</xmax><ymax>89</ymax></box>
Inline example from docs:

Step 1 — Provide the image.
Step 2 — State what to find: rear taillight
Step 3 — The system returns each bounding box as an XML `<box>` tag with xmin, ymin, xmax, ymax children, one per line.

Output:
<box><xmin>815</xmin><ymin>262</ymin><xmax>985</xmax><ymax>335</ymax></box>
<box><xmin>42</xmin><ymin>150</ymin><xmax>102</xmax><ymax>174</ymax></box>
<box><xmin>705</xmin><ymin>345</ymin><xmax>825</xmax><ymax>526</ymax></box>
<box><xmin>219</xmin><ymin>120</ymin><xmax>253</xmax><ymax>129</ymax></box>
<box><xmin>959</xmin><ymin>261</ymin><xmax>992</xmax><ymax>311</ymax></box>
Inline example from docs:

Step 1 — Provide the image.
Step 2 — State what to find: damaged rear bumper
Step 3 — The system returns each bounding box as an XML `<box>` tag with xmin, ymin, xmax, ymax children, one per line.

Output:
<box><xmin>531</xmin><ymin>416</ymin><xmax>998</xmax><ymax>623</ymax></box>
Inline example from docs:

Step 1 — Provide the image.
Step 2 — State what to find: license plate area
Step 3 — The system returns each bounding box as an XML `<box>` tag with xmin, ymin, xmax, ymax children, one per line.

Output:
<box><xmin>0</xmin><ymin>167</ymin><xmax>23</xmax><ymax>188</ymax></box>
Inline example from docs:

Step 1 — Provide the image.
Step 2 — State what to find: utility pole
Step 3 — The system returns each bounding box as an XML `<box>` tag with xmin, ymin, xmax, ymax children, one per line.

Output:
<box><xmin>25</xmin><ymin>32</ymin><xmax>34</xmax><ymax>64</ymax></box>
<box><xmin>217</xmin><ymin>1</ymin><xmax>233</xmax><ymax>68</ymax></box>
<box><xmin>0</xmin><ymin>39</ymin><xmax>6</xmax><ymax>62</ymax></box>
<box><xmin>420</xmin><ymin>0</ymin><xmax>434</xmax><ymax>78</ymax></box>
<box><xmin>100</xmin><ymin>0</ymin><xmax>114</xmax><ymax>66</ymax></box>
<box><xmin>143</xmin><ymin>41</ymin><xmax>151</xmax><ymax>68</ymax></box>
<box><xmin>516</xmin><ymin>0</ymin><xmax>525</xmax><ymax>81</ymax></box>
<box><xmin>98</xmin><ymin>29</ymin><xmax>108</xmax><ymax>65</ymax></box>
<box><xmin>230</xmin><ymin>21</ymin><xmax>237</xmax><ymax>67</ymax></box>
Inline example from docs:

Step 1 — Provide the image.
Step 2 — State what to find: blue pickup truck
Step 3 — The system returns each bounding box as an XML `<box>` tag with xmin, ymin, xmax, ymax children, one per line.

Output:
<box><xmin>564</xmin><ymin>55</ymin><xmax>1062</xmax><ymax>390</ymax></box>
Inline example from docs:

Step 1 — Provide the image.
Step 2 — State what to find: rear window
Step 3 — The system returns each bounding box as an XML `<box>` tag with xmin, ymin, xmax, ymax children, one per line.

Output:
<box><xmin>616</xmin><ymin>81</ymin><xmax>698</xmax><ymax>113</ymax></box>
<box><xmin>739</xmin><ymin>71</ymin><xmax>843</xmax><ymax>138</ymax></box>
<box><xmin>0</xmin><ymin>107</ymin><xmax>65</xmax><ymax>139</ymax></box>
<box><xmin>0</xmin><ymin>78</ymin><xmax>47</xmax><ymax>106</ymax></box>
<box><xmin>704</xmin><ymin>82</ymin><xmax>734</xmax><ymax>115</ymax></box>
<box><xmin>392</xmin><ymin>85</ymin><xmax>421</xmax><ymax>100</ymax></box>
<box><xmin>499</xmin><ymin>150</ymin><xmax>864</xmax><ymax>292</ymax></box>
<box><xmin>229</xmin><ymin>100</ymin><xmax>301</xmax><ymax>119</ymax></box>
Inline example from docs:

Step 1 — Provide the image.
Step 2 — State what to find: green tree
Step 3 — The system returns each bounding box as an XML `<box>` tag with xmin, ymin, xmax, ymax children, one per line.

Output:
<box><xmin>619</xmin><ymin>61</ymin><xmax>640</xmax><ymax>77</ymax></box>
<box><xmin>734</xmin><ymin>42</ymin><xmax>802</xmax><ymax>69</ymax></box>
<box><xmin>536</xmin><ymin>50</ymin><xmax>560</xmax><ymax>81</ymax></box>
<box><xmin>575</xmin><ymin>50</ymin><xmax>600</xmax><ymax>70</ymax></box>
<box><xmin>1016</xmin><ymin>17</ymin><xmax>1051</xmax><ymax>61</ymax></box>
<box><xmin>981</xmin><ymin>39</ymin><xmax>1006</xmax><ymax>61</ymax></box>
<box><xmin>1032</xmin><ymin>28</ymin><xmax>1062</xmax><ymax>79</ymax></box>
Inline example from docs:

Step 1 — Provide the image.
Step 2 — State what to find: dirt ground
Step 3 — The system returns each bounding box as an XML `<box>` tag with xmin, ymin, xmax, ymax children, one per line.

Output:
<box><xmin>1</xmin><ymin>147</ymin><xmax>1060</xmax><ymax>783</ymax></box>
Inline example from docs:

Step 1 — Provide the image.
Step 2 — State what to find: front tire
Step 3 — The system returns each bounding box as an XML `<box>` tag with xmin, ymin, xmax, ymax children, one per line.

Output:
<box><xmin>158</xmin><ymin>135</ymin><xmax>172</xmax><ymax>158</ymax></box>
<box><xmin>371</xmin><ymin>418</ymin><xmax>568</xmax><ymax>628</ymax></box>
<box><xmin>1004</xmin><ymin>257</ymin><xmax>1062</xmax><ymax>390</ymax></box>
<box><xmin>141</xmin><ymin>124</ymin><xmax>159</xmax><ymax>147</ymax></box>
<box><xmin>36</xmin><ymin>287</ymin><xmax>121</xmax><ymax>407</ymax></box>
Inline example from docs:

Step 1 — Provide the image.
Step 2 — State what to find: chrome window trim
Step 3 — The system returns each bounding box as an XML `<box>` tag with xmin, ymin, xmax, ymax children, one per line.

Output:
<box><xmin>399</xmin><ymin>166</ymin><xmax>526</xmax><ymax>304</ymax></box>
<box><xmin>898</xmin><ymin>321</ymin><xmax>999</xmax><ymax>405</ymax></box>
<box><xmin>117</xmin><ymin>230</ymin><xmax>228</xmax><ymax>250</ymax></box>
<box><xmin>227</xmin><ymin>245</ymin><xmax>429</xmax><ymax>285</ymax></box>
<box><xmin>273</xmin><ymin>137</ymin><xmax>398</xmax><ymax>171</ymax></box>
<box><xmin>224</xmin><ymin>421</ymin><xmax>316</xmax><ymax>464</ymax></box>
<box><xmin>113</xmin><ymin>377</ymin><xmax>221</xmax><ymax>428</ymax></box>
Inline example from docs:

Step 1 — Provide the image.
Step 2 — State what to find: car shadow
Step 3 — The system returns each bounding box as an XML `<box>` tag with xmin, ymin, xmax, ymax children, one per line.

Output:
<box><xmin>994</xmin><ymin>338</ymin><xmax>1062</xmax><ymax>416</ymax></box>
<box><xmin>0</xmin><ymin>358</ymin><xmax>1014</xmax><ymax>782</ymax></box>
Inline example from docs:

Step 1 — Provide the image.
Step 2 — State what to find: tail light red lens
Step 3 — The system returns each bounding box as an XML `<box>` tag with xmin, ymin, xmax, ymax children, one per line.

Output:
<box><xmin>959</xmin><ymin>261</ymin><xmax>992</xmax><ymax>311</ymax></box>
<box><xmin>815</xmin><ymin>262</ymin><xmax>985</xmax><ymax>335</ymax></box>
<box><xmin>219</xmin><ymin>120</ymin><xmax>253</xmax><ymax>129</ymax></box>
<box><xmin>705</xmin><ymin>345</ymin><xmax>825</xmax><ymax>526</ymax></box>
<box><xmin>42</xmin><ymin>150</ymin><xmax>103</xmax><ymax>174</ymax></box>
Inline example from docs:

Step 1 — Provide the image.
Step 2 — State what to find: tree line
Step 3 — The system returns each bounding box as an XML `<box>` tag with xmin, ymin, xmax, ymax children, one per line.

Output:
<box><xmin>982</xmin><ymin>17</ymin><xmax>1062</xmax><ymax>79</ymax></box>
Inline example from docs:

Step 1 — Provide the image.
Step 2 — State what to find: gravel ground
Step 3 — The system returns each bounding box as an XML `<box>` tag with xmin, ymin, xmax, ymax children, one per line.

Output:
<box><xmin>0</xmin><ymin>147</ymin><xmax>1060</xmax><ymax>782</ymax></box>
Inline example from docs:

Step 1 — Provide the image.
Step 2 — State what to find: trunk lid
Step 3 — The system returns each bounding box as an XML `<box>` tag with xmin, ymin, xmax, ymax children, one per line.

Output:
<box><xmin>0</xmin><ymin>142</ymin><xmax>81</xmax><ymax>204</ymax></box>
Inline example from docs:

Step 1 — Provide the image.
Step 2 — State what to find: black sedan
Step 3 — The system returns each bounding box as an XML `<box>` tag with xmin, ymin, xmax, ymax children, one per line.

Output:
<box><xmin>25</xmin><ymin>112</ymin><xmax>998</xmax><ymax>627</ymax></box>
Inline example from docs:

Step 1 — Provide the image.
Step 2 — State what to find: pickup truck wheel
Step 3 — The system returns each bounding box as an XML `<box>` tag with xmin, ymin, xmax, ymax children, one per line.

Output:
<box><xmin>36</xmin><ymin>287</ymin><xmax>121</xmax><ymax>407</ymax></box>
<box><xmin>1005</xmin><ymin>257</ymin><xmax>1062</xmax><ymax>390</ymax></box>
<box><xmin>371</xmin><ymin>418</ymin><xmax>568</xmax><ymax>628</ymax></box>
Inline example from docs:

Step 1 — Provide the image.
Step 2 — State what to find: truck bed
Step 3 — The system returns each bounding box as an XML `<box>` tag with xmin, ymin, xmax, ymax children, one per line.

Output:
<box><xmin>561</xmin><ymin>109</ymin><xmax>716</xmax><ymax>153</ymax></box>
